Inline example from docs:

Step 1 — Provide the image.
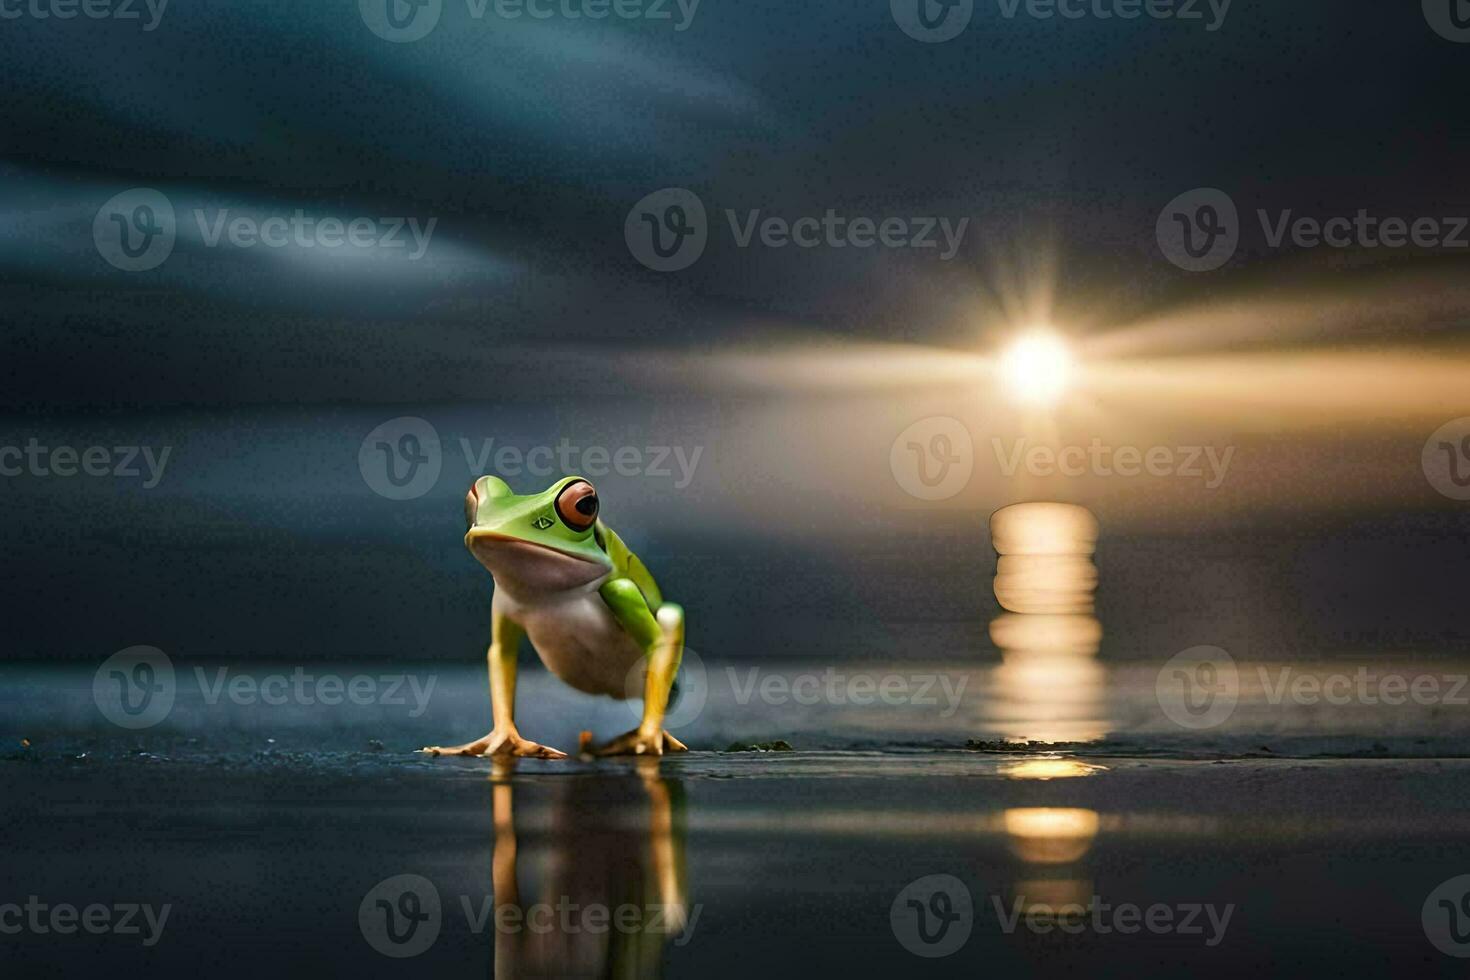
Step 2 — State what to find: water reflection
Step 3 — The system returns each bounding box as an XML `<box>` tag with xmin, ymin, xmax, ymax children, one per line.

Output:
<box><xmin>1004</xmin><ymin>806</ymin><xmax>1101</xmax><ymax>917</ymax></box>
<box><xmin>489</xmin><ymin>759</ymin><xmax>690</xmax><ymax>979</ymax></box>
<box><xmin>988</xmin><ymin>503</ymin><xmax>1110</xmax><ymax>743</ymax></box>
<box><xmin>1003</xmin><ymin>807</ymin><xmax>1101</xmax><ymax>864</ymax></box>
<box><xmin>999</xmin><ymin>757</ymin><xmax>1107</xmax><ymax>780</ymax></box>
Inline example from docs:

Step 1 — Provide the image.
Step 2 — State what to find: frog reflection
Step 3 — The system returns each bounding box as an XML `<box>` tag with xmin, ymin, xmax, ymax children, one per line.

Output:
<box><xmin>487</xmin><ymin>760</ymin><xmax>694</xmax><ymax>979</ymax></box>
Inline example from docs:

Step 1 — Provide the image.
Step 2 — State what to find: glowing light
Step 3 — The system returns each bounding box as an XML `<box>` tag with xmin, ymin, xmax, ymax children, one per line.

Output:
<box><xmin>1003</xmin><ymin>808</ymin><xmax>1101</xmax><ymax>864</ymax></box>
<box><xmin>1000</xmin><ymin>758</ymin><xmax>1107</xmax><ymax>781</ymax></box>
<box><xmin>1000</xmin><ymin>331</ymin><xmax>1073</xmax><ymax>406</ymax></box>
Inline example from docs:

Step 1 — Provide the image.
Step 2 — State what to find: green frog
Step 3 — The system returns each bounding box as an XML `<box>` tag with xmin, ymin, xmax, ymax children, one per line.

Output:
<box><xmin>423</xmin><ymin>476</ymin><xmax>687</xmax><ymax>759</ymax></box>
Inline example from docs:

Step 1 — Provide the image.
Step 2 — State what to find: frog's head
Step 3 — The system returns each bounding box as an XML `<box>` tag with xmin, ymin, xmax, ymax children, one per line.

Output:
<box><xmin>464</xmin><ymin>476</ymin><xmax>612</xmax><ymax>591</ymax></box>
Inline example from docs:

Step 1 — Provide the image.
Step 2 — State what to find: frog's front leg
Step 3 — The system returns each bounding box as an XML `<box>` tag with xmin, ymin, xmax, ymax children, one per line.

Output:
<box><xmin>591</xmin><ymin>579</ymin><xmax>689</xmax><ymax>757</ymax></box>
<box><xmin>422</xmin><ymin>609</ymin><xmax>568</xmax><ymax>759</ymax></box>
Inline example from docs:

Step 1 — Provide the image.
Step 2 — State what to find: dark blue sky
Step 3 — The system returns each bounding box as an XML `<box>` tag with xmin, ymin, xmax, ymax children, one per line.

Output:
<box><xmin>2</xmin><ymin>0</ymin><xmax>1468</xmax><ymax>661</ymax></box>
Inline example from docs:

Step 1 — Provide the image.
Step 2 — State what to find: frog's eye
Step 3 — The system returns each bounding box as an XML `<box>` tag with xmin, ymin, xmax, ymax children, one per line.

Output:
<box><xmin>464</xmin><ymin>486</ymin><xmax>479</xmax><ymax>529</ymax></box>
<box><xmin>555</xmin><ymin>480</ymin><xmax>598</xmax><ymax>532</ymax></box>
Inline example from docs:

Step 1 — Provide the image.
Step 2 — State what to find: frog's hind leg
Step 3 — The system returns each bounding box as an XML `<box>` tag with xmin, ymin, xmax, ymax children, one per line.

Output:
<box><xmin>591</xmin><ymin>582</ymin><xmax>688</xmax><ymax>756</ymax></box>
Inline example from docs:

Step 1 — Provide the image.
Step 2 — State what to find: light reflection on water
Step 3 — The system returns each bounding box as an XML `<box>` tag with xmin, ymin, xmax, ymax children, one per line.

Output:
<box><xmin>988</xmin><ymin>503</ymin><xmax>1111</xmax><ymax>744</ymax></box>
<box><xmin>999</xmin><ymin>758</ymin><xmax>1107</xmax><ymax>780</ymax></box>
<box><xmin>1003</xmin><ymin>806</ymin><xmax>1102</xmax><ymax>915</ymax></box>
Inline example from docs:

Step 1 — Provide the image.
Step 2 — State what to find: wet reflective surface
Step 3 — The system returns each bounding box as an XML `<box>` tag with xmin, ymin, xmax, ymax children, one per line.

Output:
<box><xmin>4</xmin><ymin>727</ymin><xmax>1470</xmax><ymax>978</ymax></box>
<box><xmin>6</xmin><ymin>649</ymin><xmax>1470</xmax><ymax>978</ymax></box>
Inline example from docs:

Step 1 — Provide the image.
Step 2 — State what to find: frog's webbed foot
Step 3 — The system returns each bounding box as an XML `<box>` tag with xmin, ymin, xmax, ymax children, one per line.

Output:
<box><xmin>586</xmin><ymin>728</ymin><xmax>689</xmax><ymax>757</ymax></box>
<box><xmin>420</xmin><ymin>729</ymin><xmax>568</xmax><ymax>760</ymax></box>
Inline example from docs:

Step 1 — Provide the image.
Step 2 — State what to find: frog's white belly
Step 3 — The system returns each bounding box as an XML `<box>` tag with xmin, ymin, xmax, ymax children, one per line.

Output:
<box><xmin>495</xmin><ymin>583</ymin><xmax>646</xmax><ymax>699</ymax></box>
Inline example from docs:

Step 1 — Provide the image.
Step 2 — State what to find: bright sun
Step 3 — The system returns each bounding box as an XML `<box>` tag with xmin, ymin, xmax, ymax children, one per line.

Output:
<box><xmin>1000</xmin><ymin>331</ymin><xmax>1073</xmax><ymax>406</ymax></box>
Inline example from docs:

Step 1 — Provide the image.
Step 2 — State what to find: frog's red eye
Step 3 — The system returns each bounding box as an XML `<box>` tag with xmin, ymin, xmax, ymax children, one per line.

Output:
<box><xmin>555</xmin><ymin>481</ymin><xmax>598</xmax><ymax>531</ymax></box>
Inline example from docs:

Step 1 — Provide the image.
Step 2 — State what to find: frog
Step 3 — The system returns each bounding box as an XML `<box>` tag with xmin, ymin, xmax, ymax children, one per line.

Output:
<box><xmin>422</xmin><ymin>475</ymin><xmax>688</xmax><ymax>759</ymax></box>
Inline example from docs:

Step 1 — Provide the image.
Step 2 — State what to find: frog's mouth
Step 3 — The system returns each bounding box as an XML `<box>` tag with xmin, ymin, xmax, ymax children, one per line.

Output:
<box><xmin>465</xmin><ymin>529</ymin><xmax>599</xmax><ymax>563</ymax></box>
<box><xmin>465</xmin><ymin>529</ymin><xmax>606</xmax><ymax>592</ymax></box>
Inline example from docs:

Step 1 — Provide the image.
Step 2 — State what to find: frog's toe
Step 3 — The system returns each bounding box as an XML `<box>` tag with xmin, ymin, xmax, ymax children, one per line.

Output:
<box><xmin>589</xmin><ymin>728</ymin><xmax>687</xmax><ymax>757</ymax></box>
<box><xmin>421</xmin><ymin>731</ymin><xmax>567</xmax><ymax>759</ymax></box>
<box><xmin>504</xmin><ymin>736</ymin><xmax>568</xmax><ymax>760</ymax></box>
<box><xmin>420</xmin><ymin>739</ymin><xmax>489</xmax><ymax>757</ymax></box>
